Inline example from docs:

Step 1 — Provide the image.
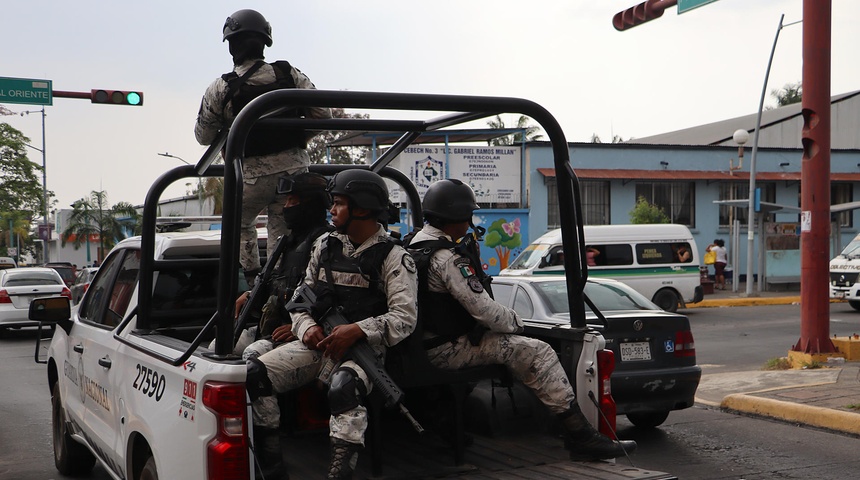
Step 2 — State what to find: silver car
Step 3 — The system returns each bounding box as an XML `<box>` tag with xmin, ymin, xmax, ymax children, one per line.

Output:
<box><xmin>492</xmin><ymin>275</ymin><xmax>702</xmax><ymax>428</ymax></box>
<box><xmin>0</xmin><ymin>267</ymin><xmax>71</xmax><ymax>334</ymax></box>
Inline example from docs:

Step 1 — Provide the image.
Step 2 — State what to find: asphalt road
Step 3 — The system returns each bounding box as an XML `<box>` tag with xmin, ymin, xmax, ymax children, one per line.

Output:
<box><xmin>4</xmin><ymin>303</ymin><xmax>860</xmax><ymax>480</ymax></box>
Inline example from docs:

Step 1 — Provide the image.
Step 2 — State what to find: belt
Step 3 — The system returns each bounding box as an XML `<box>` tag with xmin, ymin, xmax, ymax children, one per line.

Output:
<box><xmin>422</xmin><ymin>335</ymin><xmax>455</xmax><ymax>350</ymax></box>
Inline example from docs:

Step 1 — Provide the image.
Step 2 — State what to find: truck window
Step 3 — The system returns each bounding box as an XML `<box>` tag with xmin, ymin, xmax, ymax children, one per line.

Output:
<box><xmin>589</xmin><ymin>244</ymin><xmax>633</xmax><ymax>267</ymax></box>
<box><xmin>150</xmin><ymin>263</ymin><xmax>221</xmax><ymax>330</ymax></box>
<box><xmin>79</xmin><ymin>250</ymin><xmax>140</xmax><ymax>328</ymax></box>
<box><xmin>635</xmin><ymin>243</ymin><xmax>676</xmax><ymax>265</ymax></box>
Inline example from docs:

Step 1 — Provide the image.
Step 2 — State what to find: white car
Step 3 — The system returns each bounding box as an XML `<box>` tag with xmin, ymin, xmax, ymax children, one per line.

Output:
<box><xmin>0</xmin><ymin>267</ymin><xmax>70</xmax><ymax>334</ymax></box>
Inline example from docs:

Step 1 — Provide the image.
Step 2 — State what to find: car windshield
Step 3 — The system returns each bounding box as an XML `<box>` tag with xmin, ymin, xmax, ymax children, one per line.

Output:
<box><xmin>506</xmin><ymin>244</ymin><xmax>550</xmax><ymax>270</ymax></box>
<box><xmin>4</xmin><ymin>272</ymin><xmax>62</xmax><ymax>286</ymax></box>
<box><xmin>533</xmin><ymin>280</ymin><xmax>660</xmax><ymax>314</ymax></box>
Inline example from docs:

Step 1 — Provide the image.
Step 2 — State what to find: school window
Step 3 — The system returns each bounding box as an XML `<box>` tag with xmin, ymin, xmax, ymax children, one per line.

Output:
<box><xmin>718</xmin><ymin>182</ymin><xmax>776</xmax><ymax>227</ymax></box>
<box><xmin>634</xmin><ymin>182</ymin><xmax>695</xmax><ymax>227</ymax></box>
<box><xmin>546</xmin><ymin>178</ymin><xmax>609</xmax><ymax>228</ymax></box>
<box><xmin>832</xmin><ymin>182</ymin><xmax>853</xmax><ymax>228</ymax></box>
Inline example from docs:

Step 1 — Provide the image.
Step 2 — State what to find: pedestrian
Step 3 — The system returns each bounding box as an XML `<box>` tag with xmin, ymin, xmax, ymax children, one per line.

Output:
<box><xmin>246</xmin><ymin>169</ymin><xmax>417</xmax><ymax>479</ymax></box>
<box><xmin>406</xmin><ymin>179</ymin><xmax>636</xmax><ymax>461</ymax></box>
<box><xmin>707</xmin><ymin>239</ymin><xmax>728</xmax><ymax>289</ymax></box>
<box><xmin>195</xmin><ymin>8</ymin><xmax>332</xmax><ymax>283</ymax></box>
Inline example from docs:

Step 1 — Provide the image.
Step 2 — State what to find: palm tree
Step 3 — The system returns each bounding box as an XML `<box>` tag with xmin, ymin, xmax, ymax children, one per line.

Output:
<box><xmin>61</xmin><ymin>191</ymin><xmax>139</xmax><ymax>263</ymax></box>
<box><xmin>199</xmin><ymin>177</ymin><xmax>224</xmax><ymax>215</ymax></box>
<box><xmin>486</xmin><ymin>115</ymin><xmax>544</xmax><ymax>146</ymax></box>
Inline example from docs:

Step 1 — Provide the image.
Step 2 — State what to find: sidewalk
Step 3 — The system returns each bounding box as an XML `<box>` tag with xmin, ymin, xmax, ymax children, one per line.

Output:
<box><xmin>688</xmin><ymin>281</ymin><xmax>860</xmax><ymax>436</ymax></box>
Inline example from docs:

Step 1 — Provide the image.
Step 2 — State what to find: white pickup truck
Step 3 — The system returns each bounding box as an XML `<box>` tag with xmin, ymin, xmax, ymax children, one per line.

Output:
<box><xmin>32</xmin><ymin>90</ymin><xmax>674</xmax><ymax>480</ymax></box>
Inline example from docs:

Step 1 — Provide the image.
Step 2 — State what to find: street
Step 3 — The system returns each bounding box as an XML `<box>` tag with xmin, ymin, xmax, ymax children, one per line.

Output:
<box><xmin>3</xmin><ymin>303</ymin><xmax>860</xmax><ymax>479</ymax></box>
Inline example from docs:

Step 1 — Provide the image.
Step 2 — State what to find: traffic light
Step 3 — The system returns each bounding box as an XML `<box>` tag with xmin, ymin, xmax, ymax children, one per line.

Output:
<box><xmin>90</xmin><ymin>89</ymin><xmax>143</xmax><ymax>106</ymax></box>
<box><xmin>613</xmin><ymin>0</ymin><xmax>667</xmax><ymax>31</ymax></box>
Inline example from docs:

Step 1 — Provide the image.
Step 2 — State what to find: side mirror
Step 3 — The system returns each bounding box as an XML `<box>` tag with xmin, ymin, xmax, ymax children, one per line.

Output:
<box><xmin>29</xmin><ymin>296</ymin><xmax>71</xmax><ymax>323</ymax></box>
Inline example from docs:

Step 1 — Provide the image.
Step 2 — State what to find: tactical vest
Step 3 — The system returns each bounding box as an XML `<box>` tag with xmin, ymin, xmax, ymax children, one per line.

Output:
<box><xmin>313</xmin><ymin>235</ymin><xmax>395</xmax><ymax>324</ymax></box>
<box><xmin>221</xmin><ymin>60</ymin><xmax>307</xmax><ymax>157</ymax></box>
<box><xmin>408</xmin><ymin>239</ymin><xmax>479</xmax><ymax>340</ymax></box>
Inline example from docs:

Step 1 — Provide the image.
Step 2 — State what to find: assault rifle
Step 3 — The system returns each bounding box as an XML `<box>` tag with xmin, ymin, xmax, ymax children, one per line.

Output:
<box><xmin>286</xmin><ymin>284</ymin><xmax>424</xmax><ymax>433</ymax></box>
<box><xmin>234</xmin><ymin>234</ymin><xmax>291</xmax><ymax>344</ymax></box>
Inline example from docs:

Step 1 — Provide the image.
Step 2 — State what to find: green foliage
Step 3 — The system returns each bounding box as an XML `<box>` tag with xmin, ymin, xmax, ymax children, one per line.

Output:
<box><xmin>62</xmin><ymin>191</ymin><xmax>139</xmax><ymax>262</ymax></box>
<box><xmin>307</xmin><ymin>107</ymin><xmax>370</xmax><ymax>165</ymax></box>
<box><xmin>0</xmin><ymin>122</ymin><xmax>49</xmax><ymax>258</ymax></box>
<box><xmin>629</xmin><ymin>196</ymin><xmax>670</xmax><ymax>224</ymax></box>
<box><xmin>771</xmin><ymin>81</ymin><xmax>802</xmax><ymax>107</ymax></box>
<box><xmin>763</xmin><ymin>357</ymin><xmax>792</xmax><ymax>371</ymax></box>
<box><xmin>486</xmin><ymin>115</ymin><xmax>544</xmax><ymax>146</ymax></box>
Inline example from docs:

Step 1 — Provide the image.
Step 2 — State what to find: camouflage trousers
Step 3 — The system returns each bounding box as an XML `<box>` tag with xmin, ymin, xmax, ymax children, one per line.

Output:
<box><xmin>246</xmin><ymin>340</ymin><xmax>374</xmax><ymax>446</ymax></box>
<box><xmin>207</xmin><ymin>326</ymin><xmax>257</xmax><ymax>356</ymax></box>
<box><xmin>426</xmin><ymin>331</ymin><xmax>575</xmax><ymax>415</ymax></box>
<box><xmin>239</xmin><ymin>167</ymin><xmax>307</xmax><ymax>273</ymax></box>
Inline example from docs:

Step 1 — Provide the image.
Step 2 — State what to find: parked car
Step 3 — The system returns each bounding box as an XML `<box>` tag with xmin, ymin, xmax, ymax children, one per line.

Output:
<box><xmin>0</xmin><ymin>267</ymin><xmax>71</xmax><ymax>335</ymax></box>
<box><xmin>44</xmin><ymin>262</ymin><xmax>76</xmax><ymax>288</ymax></box>
<box><xmin>70</xmin><ymin>267</ymin><xmax>98</xmax><ymax>305</ymax></box>
<box><xmin>492</xmin><ymin>275</ymin><xmax>702</xmax><ymax>428</ymax></box>
<box><xmin>0</xmin><ymin>256</ymin><xmax>17</xmax><ymax>270</ymax></box>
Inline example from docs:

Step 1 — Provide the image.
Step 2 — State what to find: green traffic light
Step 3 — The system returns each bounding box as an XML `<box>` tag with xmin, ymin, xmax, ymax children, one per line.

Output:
<box><xmin>126</xmin><ymin>92</ymin><xmax>141</xmax><ymax>105</ymax></box>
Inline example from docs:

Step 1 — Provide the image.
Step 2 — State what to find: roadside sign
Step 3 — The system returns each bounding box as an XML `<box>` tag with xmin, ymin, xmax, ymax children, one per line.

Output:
<box><xmin>678</xmin><ymin>0</ymin><xmax>719</xmax><ymax>14</ymax></box>
<box><xmin>7</xmin><ymin>247</ymin><xmax>16</xmax><ymax>256</ymax></box>
<box><xmin>0</xmin><ymin>76</ymin><xmax>53</xmax><ymax>106</ymax></box>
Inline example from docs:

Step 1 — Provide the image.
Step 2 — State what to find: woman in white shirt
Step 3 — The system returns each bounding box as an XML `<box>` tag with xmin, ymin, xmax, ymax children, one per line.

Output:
<box><xmin>707</xmin><ymin>239</ymin><xmax>728</xmax><ymax>290</ymax></box>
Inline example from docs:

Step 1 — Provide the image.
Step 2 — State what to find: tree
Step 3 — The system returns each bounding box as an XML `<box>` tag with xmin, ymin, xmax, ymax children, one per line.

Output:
<box><xmin>199</xmin><ymin>176</ymin><xmax>224</xmax><ymax>215</ymax></box>
<box><xmin>486</xmin><ymin>115</ymin><xmax>544</xmax><ymax>146</ymax></box>
<box><xmin>590</xmin><ymin>133</ymin><xmax>627</xmax><ymax>144</ymax></box>
<box><xmin>0</xmin><ymin>122</ymin><xmax>47</xmax><ymax>258</ymax></box>
<box><xmin>629</xmin><ymin>195</ymin><xmax>670</xmax><ymax>224</ymax></box>
<box><xmin>770</xmin><ymin>81</ymin><xmax>802</xmax><ymax>108</ymax></box>
<box><xmin>484</xmin><ymin>217</ymin><xmax>523</xmax><ymax>270</ymax></box>
<box><xmin>62</xmin><ymin>191</ymin><xmax>139</xmax><ymax>262</ymax></box>
<box><xmin>307</xmin><ymin>107</ymin><xmax>370</xmax><ymax>164</ymax></box>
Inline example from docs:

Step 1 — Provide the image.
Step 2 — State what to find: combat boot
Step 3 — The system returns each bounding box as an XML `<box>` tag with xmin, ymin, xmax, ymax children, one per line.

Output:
<box><xmin>559</xmin><ymin>402</ymin><xmax>637</xmax><ymax>461</ymax></box>
<box><xmin>327</xmin><ymin>437</ymin><xmax>362</xmax><ymax>479</ymax></box>
<box><xmin>253</xmin><ymin>428</ymin><xmax>287</xmax><ymax>480</ymax></box>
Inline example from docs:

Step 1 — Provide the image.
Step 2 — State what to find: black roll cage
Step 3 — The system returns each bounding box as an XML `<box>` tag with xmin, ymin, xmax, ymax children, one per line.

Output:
<box><xmin>136</xmin><ymin>90</ymin><xmax>589</xmax><ymax>361</ymax></box>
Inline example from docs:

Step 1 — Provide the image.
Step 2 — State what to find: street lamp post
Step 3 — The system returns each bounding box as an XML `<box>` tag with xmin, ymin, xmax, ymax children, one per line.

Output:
<box><xmin>158</xmin><ymin>152</ymin><xmax>203</xmax><ymax>215</ymax></box>
<box><xmin>732</xmin><ymin>129</ymin><xmax>749</xmax><ymax>294</ymax></box>
<box><xmin>20</xmin><ymin>107</ymin><xmax>49</xmax><ymax>263</ymax></box>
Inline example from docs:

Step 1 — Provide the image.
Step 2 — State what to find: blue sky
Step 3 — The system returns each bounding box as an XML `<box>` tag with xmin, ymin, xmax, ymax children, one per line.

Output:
<box><xmin>2</xmin><ymin>0</ymin><xmax>859</xmax><ymax>209</ymax></box>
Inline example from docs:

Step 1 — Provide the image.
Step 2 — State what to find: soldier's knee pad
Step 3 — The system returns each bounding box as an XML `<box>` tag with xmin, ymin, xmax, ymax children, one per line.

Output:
<box><xmin>245</xmin><ymin>357</ymin><xmax>273</xmax><ymax>402</ymax></box>
<box><xmin>328</xmin><ymin>367</ymin><xmax>365</xmax><ymax>415</ymax></box>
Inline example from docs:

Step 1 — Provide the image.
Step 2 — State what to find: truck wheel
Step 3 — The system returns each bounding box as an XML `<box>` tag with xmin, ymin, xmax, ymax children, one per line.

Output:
<box><xmin>52</xmin><ymin>383</ymin><xmax>96</xmax><ymax>475</ymax></box>
<box><xmin>849</xmin><ymin>300</ymin><xmax>860</xmax><ymax>312</ymax></box>
<box><xmin>653</xmin><ymin>289</ymin><xmax>680</xmax><ymax>312</ymax></box>
<box><xmin>626</xmin><ymin>410</ymin><xmax>670</xmax><ymax>428</ymax></box>
<box><xmin>139</xmin><ymin>454</ymin><xmax>158</xmax><ymax>480</ymax></box>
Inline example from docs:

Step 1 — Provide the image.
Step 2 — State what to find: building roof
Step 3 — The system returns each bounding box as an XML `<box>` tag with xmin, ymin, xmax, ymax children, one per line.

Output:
<box><xmin>536</xmin><ymin>167</ymin><xmax>860</xmax><ymax>183</ymax></box>
<box><xmin>629</xmin><ymin>90</ymin><xmax>860</xmax><ymax>148</ymax></box>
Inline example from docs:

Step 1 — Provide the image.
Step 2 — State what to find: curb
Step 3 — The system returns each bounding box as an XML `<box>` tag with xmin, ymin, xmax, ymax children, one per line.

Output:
<box><xmin>687</xmin><ymin>296</ymin><xmax>801</xmax><ymax>308</ymax></box>
<box><xmin>721</xmin><ymin>393</ymin><xmax>860</xmax><ymax>436</ymax></box>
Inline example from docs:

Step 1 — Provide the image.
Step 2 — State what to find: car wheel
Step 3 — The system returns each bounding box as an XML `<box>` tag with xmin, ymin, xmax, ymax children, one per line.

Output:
<box><xmin>652</xmin><ymin>289</ymin><xmax>680</xmax><ymax>312</ymax></box>
<box><xmin>139</xmin><ymin>454</ymin><xmax>158</xmax><ymax>480</ymax></box>
<box><xmin>849</xmin><ymin>300</ymin><xmax>860</xmax><ymax>312</ymax></box>
<box><xmin>626</xmin><ymin>410</ymin><xmax>670</xmax><ymax>428</ymax></box>
<box><xmin>52</xmin><ymin>383</ymin><xmax>96</xmax><ymax>474</ymax></box>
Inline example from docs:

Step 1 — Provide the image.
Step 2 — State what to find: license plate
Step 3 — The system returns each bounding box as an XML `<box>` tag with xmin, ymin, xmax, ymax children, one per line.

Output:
<box><xmin>620</xmin><ymin>342</ymin><xmax>652</xmax><ymax>362</ymax></box>
<box><xmin>833</xmin><ymin>291</ymin><xmax>846</xmax><ymax>299</ymax></box>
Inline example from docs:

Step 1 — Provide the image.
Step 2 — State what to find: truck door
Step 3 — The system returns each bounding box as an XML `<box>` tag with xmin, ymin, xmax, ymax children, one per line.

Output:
<box><xmin>75</xmin><ymin>249</ymin><xmax>140</xmax><ymax>477</ymax></box>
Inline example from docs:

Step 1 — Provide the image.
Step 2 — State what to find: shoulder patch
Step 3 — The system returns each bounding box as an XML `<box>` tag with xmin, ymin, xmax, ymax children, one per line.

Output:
<box><xmin>453</xmin><ymin>257</ymin><xmax>471</xmax><ymax>269</ymax></box>
<box><xmin>467</xmin><ymin>276</ymin><xmax>484</xmax><ymax>293</ymax></box>
<box><xmin>401</xmin><ymin>253</ymin><xmax>417</xmax><ymax>274</ymax></box>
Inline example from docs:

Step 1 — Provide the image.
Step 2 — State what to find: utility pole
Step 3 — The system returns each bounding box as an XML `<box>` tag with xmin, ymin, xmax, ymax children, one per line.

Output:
<box><xmin>794</xmin><ymin>0</ymin><xmax>836</xmax><ymax>356</ymax></box>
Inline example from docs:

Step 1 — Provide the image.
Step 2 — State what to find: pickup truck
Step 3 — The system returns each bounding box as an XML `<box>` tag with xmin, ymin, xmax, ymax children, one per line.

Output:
<box><xmin>32</xmin><ymin>90</ymin><xmax>675</xmax><ymax>479</ymax></box>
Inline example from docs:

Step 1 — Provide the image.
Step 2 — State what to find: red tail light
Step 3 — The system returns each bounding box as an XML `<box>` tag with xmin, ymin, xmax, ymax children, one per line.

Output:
<box><xmin>0</xmin><ymin>289</ymin><xmax>10</xmax><ymax>304</ymax></box>
<box><xmin>61</xmin><ymin>287</ymin><xmax>72</xmax><ymax>300</ymax></box>
<box><xmin>203</xmin><ymin>382</ymin><xmax>249</xmax><ymax>480</ymax></box>
<box><xmin>596</xmin><ymin>349</ymin><xmax>617</xmax><ymax>437</ymax></box>
<box><xmin>674</xmin><ymin>331</ymin><xmax>696</xmax><ymax>357</ymax></box>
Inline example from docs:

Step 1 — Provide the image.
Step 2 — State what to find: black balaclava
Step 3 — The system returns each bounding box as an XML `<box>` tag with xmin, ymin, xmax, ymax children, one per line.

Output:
<box><xmin>283</xmin><ymin>195</ymin><xmax>328</xmax><ymax>233</ymax></box>
<box><xmin>228</xmin><ymin>33</ymin><xmax>266</xmax><ymax>66</ymax></box>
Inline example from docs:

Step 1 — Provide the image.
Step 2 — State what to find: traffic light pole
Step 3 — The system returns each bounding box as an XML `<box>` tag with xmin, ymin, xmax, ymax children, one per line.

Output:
<box><xmin>795</xmin><ymin>0</ymin><xmax>836</xmax><ymax>355</ymax></box>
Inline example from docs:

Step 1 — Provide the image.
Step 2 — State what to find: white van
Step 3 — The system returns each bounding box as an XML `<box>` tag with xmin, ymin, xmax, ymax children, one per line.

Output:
<box><xmin>829</xmin><ymin>233</ymin><xmax>860</xmax><ymax>310</ymax></box>
<box><xmin>500</xmin><ymin>224</ymin><xmax>703</xmax><ymax>312</ymax></box>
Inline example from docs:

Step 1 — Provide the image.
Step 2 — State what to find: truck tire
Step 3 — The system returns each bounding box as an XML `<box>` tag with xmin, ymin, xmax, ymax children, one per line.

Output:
<box><xmin>652</xmin><ymin>289</ymin><xmax>680</xmax><ymax>313</ymax></box>
<box><xmin>626</xmin><ymin>410</ymin><xmax>670</xmax><ymax>428</ymax></box>
<box><xmin>52</xmin><ymin>382</ymin><xmax>96</xmax><ymax>475</ymax></box>
<box><xmin>139</xmin><ymin>454</ymin><xmax>158</xmax><ymax>480</ymax></box>
<box><xmin>849</xmin><ymin>300</ymin><xmax>860</xmax><ymax>312</ymax></box>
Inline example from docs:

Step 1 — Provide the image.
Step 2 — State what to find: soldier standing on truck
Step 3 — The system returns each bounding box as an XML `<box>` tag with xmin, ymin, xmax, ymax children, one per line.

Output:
<box><xmin>246</xmin><ymin>170</ymin><xmax>417</xmax><ymax>479</ymax></box>
<box><xmin>406</xmin><ymin>179</ymin><xmax>637</xmax><ymax>461</ymax></box>
<box><xmin>194</xmin><ymin>8</ymin><xmax>332</xmax><ymax>284</ymax></box>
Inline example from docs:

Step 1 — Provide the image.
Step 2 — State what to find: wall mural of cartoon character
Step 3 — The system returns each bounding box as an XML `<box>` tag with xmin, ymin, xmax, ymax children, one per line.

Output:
<box><xmin>483</xmin><ymin>217</ymin><xmax>522</xmax><ymax>271</ymax></box>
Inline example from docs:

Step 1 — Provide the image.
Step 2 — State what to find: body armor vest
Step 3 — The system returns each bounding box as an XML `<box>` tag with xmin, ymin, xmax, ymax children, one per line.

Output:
<box><xmin>221</xmin><ymin>60</ymin><xmax>307</xmax><ymax>157</ymax></box>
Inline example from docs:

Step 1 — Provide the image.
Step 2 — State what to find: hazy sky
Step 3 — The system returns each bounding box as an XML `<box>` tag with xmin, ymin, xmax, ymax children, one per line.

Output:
<box><xmin>2</xmin><ymin>0</ymin><xmax>858</xmax><ymax>210</ymax></box>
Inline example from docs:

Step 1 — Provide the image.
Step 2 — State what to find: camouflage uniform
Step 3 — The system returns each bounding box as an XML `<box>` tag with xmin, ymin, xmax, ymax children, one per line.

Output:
<box><xmin>288</xmin><ymin>227</ymin><xmax>418</xmax><ymax>445</ymax></box>
<box><xmin>194</xmin><ymin>59</ymin><xmax>331</xmax><ymax>272</ymax></box>
<box><xmin>410</xmin><ymin>225</ymin><xmax>575</xmax><ymax>414</ymax></box>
